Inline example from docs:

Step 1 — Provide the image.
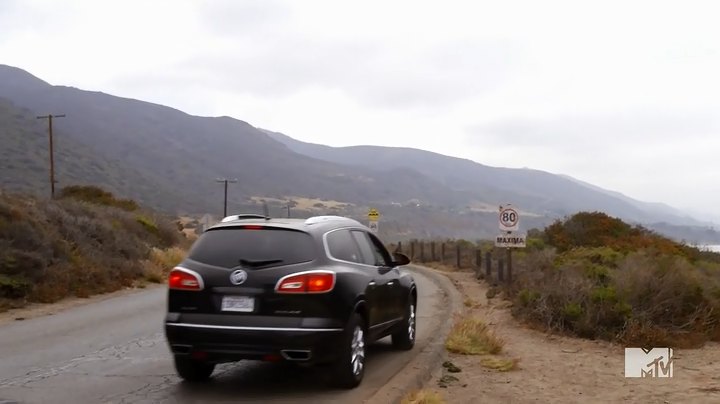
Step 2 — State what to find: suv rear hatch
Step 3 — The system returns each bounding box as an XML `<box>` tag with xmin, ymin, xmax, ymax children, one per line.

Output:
<box><xmin>168</xmin><ymin>225</ymin><xmax>337</xmax><ymax>321</ymax></box>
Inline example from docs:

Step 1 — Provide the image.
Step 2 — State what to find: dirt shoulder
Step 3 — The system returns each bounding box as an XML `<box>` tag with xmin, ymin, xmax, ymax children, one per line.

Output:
<box><xmin>0</xmin><ymin>283</ymin><xmax>166</xmax><ymax>327</ymax></box>
<box><xmin>428</xmin><ymin>269</ymin><xmax>720</xmax><ymax>404</ymax></box>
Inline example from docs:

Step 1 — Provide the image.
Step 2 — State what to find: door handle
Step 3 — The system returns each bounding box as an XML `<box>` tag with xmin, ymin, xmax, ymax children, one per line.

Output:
<box><xmin>387</xmin><ymin>281</ymin><xmax>395</xmax><ymax>286</ymax></box>
<box><xmin>369</xmin><ymin>281</ymin><xmax>376</xmax><ymax>286</ymax></box>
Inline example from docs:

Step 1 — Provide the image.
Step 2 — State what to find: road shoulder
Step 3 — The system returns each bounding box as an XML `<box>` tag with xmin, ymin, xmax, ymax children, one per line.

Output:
<box><xmin>366</xmin><ymin>264</ymin><xmax>463</xmax><ymax>403</ymax></box>
<box><xmin>0</xmin><ymin>283</ymin><xmax>166</xmax><ymax>326</ymax></box>
<box><xmin>429</xmin><ymin>270</ymin><xmax>720</xmax><ymax>403</ymax></box>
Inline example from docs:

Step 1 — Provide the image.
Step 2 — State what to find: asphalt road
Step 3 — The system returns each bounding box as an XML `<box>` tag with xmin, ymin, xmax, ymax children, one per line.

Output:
<box><xmin>0</xmin><ymin>269</ymin><xmax>444</xmax><ymax>404</ymax></box>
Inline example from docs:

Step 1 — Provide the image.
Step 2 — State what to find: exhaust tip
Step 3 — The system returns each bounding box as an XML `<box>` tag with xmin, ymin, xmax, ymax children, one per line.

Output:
<box><xmin>171</xmin><ymin>344</ymin><xmax>192</xmax><ymax>354</ymax></box>
<box><xmin>280</xmin><ymin>349</ymin><xmax>312</xmax><ymax>361</ymax></box>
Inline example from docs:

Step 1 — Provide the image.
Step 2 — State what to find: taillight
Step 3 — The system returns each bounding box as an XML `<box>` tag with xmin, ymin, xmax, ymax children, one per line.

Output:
<box><xmin>275</xmin><ymin>271</ymin><xmax>335</xmax><ymax>294</ymax></box>
<box><xmin>169</xmin><ymin>267</ymin><xmax>204</xmax><ymax>291</ymax></box>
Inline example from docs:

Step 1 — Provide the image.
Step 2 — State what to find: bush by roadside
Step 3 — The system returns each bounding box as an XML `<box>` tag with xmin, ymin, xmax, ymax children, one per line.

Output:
<box><xmin>0</xmin><ymin>187</ymin><xmax>188</xmax><ymax>311</ymax></box>
<box><xmin>508</xmin><ymin>214</ymin><xmax>720</xmax><ymax>347</ymax></box>
<box><xmin>401</xmin><ymin>389</ymin><xmax>446</xmax><ymax>404</ymax></box>
<box><xmin>416</xmin><ymin>211</ymin><xmax>720</xmax><ymax>348</ymax></box>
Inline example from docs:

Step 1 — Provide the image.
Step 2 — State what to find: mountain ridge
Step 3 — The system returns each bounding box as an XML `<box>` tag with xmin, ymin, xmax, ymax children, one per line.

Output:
<box><xmin>1</xmin><ymin>64</ymin><xmax>716</xmax><ymax>243</ymax></box>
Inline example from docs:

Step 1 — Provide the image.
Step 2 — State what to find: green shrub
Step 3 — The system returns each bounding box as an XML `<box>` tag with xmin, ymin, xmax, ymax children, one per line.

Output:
<box><xmin>0</xmin><ymin>274</ymin><xmax>31</xmax><ymax>299</ymax></box>
<box><xmin>584</xmin><ymin>264</ymin><xmax>611</xmax><ymax>285</ymax></box>
<box><xmin>526</xmin><ymin>237</ymin><xmax>546</xmax><ymax>250</ymax></box>
<box><xmin>517</xmin><ymin>289</ymin><xmax>540</xmax><ymax>306</ymax></box>
<box><xmin>509</xmin><ymin>245</ymin><xmax>720</xmax><ymax>347</ymax></box>
<box><xmin>590</xmin><ymin>286</ymin><xmax>617</xmax><ymax>303</ymax></box>
<box><xmin>0</xmin><ymin>190</ymin><xmax>185</xmax><ymax>309</ymax></box>
<box><xmin>136</xmin><ymin>215</ymin><xmax>159</xmax><ymax>235</ymax></box>
<box><xmin>59</xmin><ymin>185</ymin><xmax>139</xmax><ymax>211</ymax></box>
<box><xmin>562</xmin><ymin>302</ymin><xmax>583</xmax><ymax>321</ymax></box>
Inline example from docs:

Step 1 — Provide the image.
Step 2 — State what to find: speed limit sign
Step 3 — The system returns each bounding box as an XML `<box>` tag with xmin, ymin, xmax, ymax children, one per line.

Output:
<box><xmin>499</xmin><ymin>205</ymin><xmax>520</xmax><ymax>231</ymax></box>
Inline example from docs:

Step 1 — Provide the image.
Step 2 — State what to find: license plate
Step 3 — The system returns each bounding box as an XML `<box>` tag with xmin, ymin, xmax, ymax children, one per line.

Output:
<box><xmin>221</xmin><ymin>296</ymin><xmax>255</xmax><ymax>312</ymax></box>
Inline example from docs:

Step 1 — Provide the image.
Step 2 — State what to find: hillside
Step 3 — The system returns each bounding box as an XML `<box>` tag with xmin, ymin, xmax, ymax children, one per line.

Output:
<box><xmin>262</xmin><ymin>129</ymin><xmax>704</xmax><ymax>227</ymax></box>
<box><xmin>1</xmin><ymin>64</ymin><xmax>716</xmax><ymax>242</ymax></box>
<box><xmin>0</xmin><ymin>99</ymin><xmax>198</xmax><ymax>212</ymax></box>
<box><xmin>0</xmin><ymin>65</ymin><xmax>464</xmax><ymax>214</ymax></box>
<box><xmin>0</xmin><ymin>188</ymin><xmax>185</xmax><ymax>311</ymax></box>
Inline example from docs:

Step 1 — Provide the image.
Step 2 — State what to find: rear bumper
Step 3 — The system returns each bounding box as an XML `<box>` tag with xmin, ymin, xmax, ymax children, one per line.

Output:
<box><xmin>165</xmin><ymin>320</ymin><xmax>344</xmax><ymax>364</ymax></box>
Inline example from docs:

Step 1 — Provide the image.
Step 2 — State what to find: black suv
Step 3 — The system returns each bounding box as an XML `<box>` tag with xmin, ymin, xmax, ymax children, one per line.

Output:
<box><xmin>164</xmin><ymin>214</ymin><xmax>416</xmax><ymax>388</ymax></box>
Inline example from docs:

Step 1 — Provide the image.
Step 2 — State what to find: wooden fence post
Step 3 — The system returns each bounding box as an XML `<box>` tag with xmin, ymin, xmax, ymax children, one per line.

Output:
<box><xmin>397</xmin><ymin>241</ymin><xmax>403</xmax><ymax>253</ymax></box>
<box><xmin>498</xmin><ymin>258</ymin><xmax>505</xmax><ymax>282</ymax></box>
<box><xmin>431</xmin><ymin>241</ymin><xmax>436</xmax><ymax>261</ymax></box>
<box><xmin>474</xmin><ymin>249</ymin><xmax>482</xmax><ymax>279</ymax></box>
<box><xmin>506</xmin><ymin>248</ymin><xmax>512</xmax><ymax>283</ymax></box>
<box><xmin>456</xmin><ymin>244</ymin><xmax>461</xmax><ymax>269</ymax></box>
<box><xmin>420</xmin><ymin>242</ymin><xmax>425</xmax><ymax>263</ymax></box>
<box><xmin>485</xmin><ymin>251</ymin><xmax>492</xmax><ymax>279</ymax></box>
<box><xmin>410</xmin><ymin>241</ymin><xmax>415</xmax><ymax>260</ymax></box>
<box><xmin>441</xmin><ymin>243</ymin><xmax>446</xmax><ymax>264</ymax></box>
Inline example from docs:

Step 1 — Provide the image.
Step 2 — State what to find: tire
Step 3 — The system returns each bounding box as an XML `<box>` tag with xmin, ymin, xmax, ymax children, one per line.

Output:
<box><xmin>331</xmin><ymin>313</ymin><xmax>366</xmax><ymax>389</ymax></box>
<box><xmin>392</xmin><ymin>298</ymin><xmax>416</xmax><ymax>350</ymax></box>
<box><xmin>174</xmin><ymin>356</ymin><xmax>215</xmax><ymax>382</ymax></box>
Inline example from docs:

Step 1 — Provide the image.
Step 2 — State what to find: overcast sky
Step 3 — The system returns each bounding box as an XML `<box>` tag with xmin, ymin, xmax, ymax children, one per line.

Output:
<box><xmin>1</xmin><ymin>0</ymin><xmax>719</xmax><ymax>218</ymax></box>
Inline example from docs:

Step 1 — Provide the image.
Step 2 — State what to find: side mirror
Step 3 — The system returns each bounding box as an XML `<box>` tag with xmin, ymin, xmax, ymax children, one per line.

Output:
<box><xmin>392</xmin><ymin>252</ymin><xmax>411</xmax><ymax>267</ymax></box>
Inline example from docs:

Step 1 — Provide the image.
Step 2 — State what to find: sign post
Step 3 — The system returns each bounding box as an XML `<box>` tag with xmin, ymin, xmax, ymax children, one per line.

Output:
<box><xmin>367</xmin><ymin>208</ymin><xmax>380</xmax><ymax>234</ymax></box>
<box><xmin>495</xmin><ymin>204</ymin><xmax>526</xmax><ymax>282</ymax></box>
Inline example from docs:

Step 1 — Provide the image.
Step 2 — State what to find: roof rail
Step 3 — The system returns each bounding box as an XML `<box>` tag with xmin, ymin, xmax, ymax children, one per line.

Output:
<box><xmin>220</xmin><ymin>214</ymin><xmax>268</xmax><ymax>223</ymax></box>
<box><xmin>304</xmin><ymin>215</ymin><xmax>359</xmax><ymax>226</ymax></box>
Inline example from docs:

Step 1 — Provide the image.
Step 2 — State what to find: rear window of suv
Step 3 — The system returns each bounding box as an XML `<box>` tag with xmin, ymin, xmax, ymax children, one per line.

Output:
<box><xmin>187</xmin><ymin>228</ymin><xmax>316</xmax><ymax>268</ymax></box>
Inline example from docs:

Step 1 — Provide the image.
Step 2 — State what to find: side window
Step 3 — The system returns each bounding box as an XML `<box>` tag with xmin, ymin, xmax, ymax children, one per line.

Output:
<box><xmin>351</xmin><ymin>230</ymin><xmax>379</xmax><ymax>266</ymax></box>
<box><xmin>326</xmin><ymin>229</ymin><xmax>362</xmax><ymax>263</ymax></box>
<box><xmin>366</xmin><ymin>233</ymin><xmax>392</xmax><ymax>267</ymax></box>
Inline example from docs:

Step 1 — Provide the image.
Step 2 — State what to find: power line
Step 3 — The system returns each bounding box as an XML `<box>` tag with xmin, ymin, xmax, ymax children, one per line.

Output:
<box><xmin>216</xmin><ymin>178</ymin><xmax>238</xmax><ymax>217</ymax></box>
<box><xmin>36</xmin><ymin>114</ymin><xmax>66</xmax><ymax>199</ymax></box>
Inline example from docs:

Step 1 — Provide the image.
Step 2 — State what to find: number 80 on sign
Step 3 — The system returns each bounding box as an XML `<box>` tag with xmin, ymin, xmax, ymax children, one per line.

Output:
<box><xmin>499</xmin><ymin>205</ymin><xmax>519</xmax><ymax>231</ymax></box>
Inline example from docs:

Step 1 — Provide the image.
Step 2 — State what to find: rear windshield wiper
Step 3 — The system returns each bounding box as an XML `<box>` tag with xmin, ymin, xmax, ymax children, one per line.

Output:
<box><xmin>239</xmin><ymin>258</ymin><xmax>284</xmax><ymax>268</ymax></box>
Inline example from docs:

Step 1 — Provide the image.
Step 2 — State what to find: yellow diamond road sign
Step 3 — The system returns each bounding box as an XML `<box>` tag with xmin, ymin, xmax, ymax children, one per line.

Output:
<box><xmin>367</xmin><ymin>208</ymin><xmax>380</xmax><ymax>220</ymax></box>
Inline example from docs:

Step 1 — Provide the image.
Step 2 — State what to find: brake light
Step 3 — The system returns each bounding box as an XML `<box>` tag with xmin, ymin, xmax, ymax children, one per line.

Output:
<box><xmin>169</xmin><ymin>267</ymin><xmax>204</xmax><ymax>291</ymax></box>
<box><xmin>275</xmin><ymin>271</ymin><xmax>335</xmax><ymax>294</ymax></box>
<box><xmin>242</xmin><ymin>225</ymin><xmax>264</xmax><ymax>230</ymax></box>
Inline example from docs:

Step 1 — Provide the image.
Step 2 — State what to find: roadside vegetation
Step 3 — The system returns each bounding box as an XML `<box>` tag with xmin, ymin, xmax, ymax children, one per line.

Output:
<box><xmin>445</xmin><ymin>316</ymin><xmax>504</xmax><ymax>355</ymax></box>
<box><xmin>401</xmin><ymin>389</ymin><xmax>446</xmax><ymax>404</ymax></box>
<box><xmin>0</xmin><ymin>186</ymin><xmax>188</xmax><ymax>312</ymax></box>
<box><xmin>508</xmin><ymin>212</ymin><xmax>720</xmax><ymax>347</ymax></box>
<box><xmin>444</xmin><ymin>314</ymin><xmax>520</xmax><ymax>372</ymax></box>
<box><xmin>417</xmin><ymin>211</ymin><xmax>720</xmax><ymax>348</ymax></box>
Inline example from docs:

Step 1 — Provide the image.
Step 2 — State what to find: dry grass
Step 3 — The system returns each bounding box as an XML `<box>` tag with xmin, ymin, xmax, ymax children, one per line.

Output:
<box><xmin>143</xmin><ymin>247</ymin><xmax>186</xmax><ymax>283</ymax></box>
<box><xmin>463</xmin><ymin>297</ymin><xmax>478</xmax><ymax>308</ymax></box>
<box><xmin>445</xmin><ymin>316</ymin><xmax>504</xmax><ymax>355</ymax></box>
<box><xmin>401</xmin><ymin>389</ymin><xmax>446</xmax><ymax>404</ymax></box>
<box><xmin>150</xmin><ymin>246</ymin><xmax>186</xmax><ymax>269</ymax></box>
<box><xmin>250</xmin><ymin>195</ymin><xmax>353</xmax><ymax>211</ymax></box>
<box><xmin>0</xmin><ymin>189</ymin><xmax>186</xmax><ymax>306</ymax></box>
<box><xmin>509</xmin><ymin>247</ymin><xmax>720</xmax><ymax>347</ymax></box>
<box><xmin>425</xmin><ymin>263</ymin><xmax>460</xmax><ymax>273</ymax></box>
<box><xmin>480</xmin><ymin>357</ymin><xmax>521</xmax><ymax>372</ymax></box>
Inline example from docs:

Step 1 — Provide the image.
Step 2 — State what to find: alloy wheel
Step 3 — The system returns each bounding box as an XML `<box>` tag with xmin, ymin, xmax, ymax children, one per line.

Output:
<box><xmin>408</xmin><ymin>304</ymin><xmax>416</xmax><ymax>342</ymax></box>
<box><xmin>350</xmin><ymin>325</ymin><xmax>365</xmax><ymax>376</ymax></box>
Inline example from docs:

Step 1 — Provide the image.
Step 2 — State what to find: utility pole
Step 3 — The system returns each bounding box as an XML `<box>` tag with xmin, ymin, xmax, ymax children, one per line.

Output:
<box><xmin>36</xmin><ymin>114</ymin><xmax>66</xmax><ymax>199</ymax></box>
<box><xmin>216</xmin><ymin>178</ymin><xmax>238</xmax><ymax>217</ymax></box>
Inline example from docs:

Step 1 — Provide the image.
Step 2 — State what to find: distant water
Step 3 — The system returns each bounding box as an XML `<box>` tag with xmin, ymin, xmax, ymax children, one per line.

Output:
<box><xmin>700</xmin><ymin>245</ymin><xmax>720</xmax><ymax>253</ymax></box>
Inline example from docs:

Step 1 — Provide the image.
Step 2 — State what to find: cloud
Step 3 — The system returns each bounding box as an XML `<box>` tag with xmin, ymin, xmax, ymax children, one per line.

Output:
<box><xmin>466</xmin><ymin>110</ymin><xmax>720</xmax><ymax>152</ymax></box>
<box><xmin>154</xmin><ymin>36</ymin><xmax>519</xmax><ymax>111</ymax></box>
<box><xmin>461</xmin><ymin>110</ymin><xmax>720</xmax><ymax>212</ymax></box>
<box><xmin>3</xmin><ymin>0</ymin><xmax>720</xmax><ymax>215</ymax></box>
<box><xmin>192</xmin><ymin>0</ymin><xmax>291</xmax><ymax>36</ymax></box>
